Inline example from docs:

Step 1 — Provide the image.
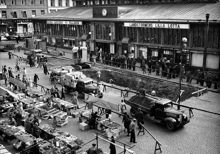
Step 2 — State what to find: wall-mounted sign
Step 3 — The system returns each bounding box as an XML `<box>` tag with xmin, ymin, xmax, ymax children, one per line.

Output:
<box><xmin>93</xmin><ymin>6</ymin><xmax>118</xmax><ymax>18</ymax></box>
<box><xmin>47</xmin><ymin>21</ymin><xmax>82</xmax><ymax>25</ymax></box>
<box><xmin>124</xmin><ymin>22</ymin><xmax>189</xmax><ymax>29</ymax></box>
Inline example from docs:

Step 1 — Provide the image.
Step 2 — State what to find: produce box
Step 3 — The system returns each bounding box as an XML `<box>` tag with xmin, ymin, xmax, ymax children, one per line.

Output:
<box><xmin>79</xmin><ymin>122</ymin><xmax>89</xmax><ymax>131</ymax></box>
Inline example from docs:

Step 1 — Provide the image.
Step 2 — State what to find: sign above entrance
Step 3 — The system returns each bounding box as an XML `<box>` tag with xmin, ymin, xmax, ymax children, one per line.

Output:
<box><xmin>93</xmin><ymin>6</ymin><xmax>118</xmax><ymax>18</ymax></box>
<box><xmin>47</xmin><ymin>21</ymin><xmax>82</xmax><ymax>25</ymax></box>
<box><xmin>124</xmin><ymin>22</ymin><xmax>190</xmax><ymax>29</ymax></box>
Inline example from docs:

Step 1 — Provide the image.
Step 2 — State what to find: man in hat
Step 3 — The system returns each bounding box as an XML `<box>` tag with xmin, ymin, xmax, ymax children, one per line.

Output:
<box><xmin>130</xmin><ymin>118</ymin><xmax>137</xmax><ymax>143</ymax></box>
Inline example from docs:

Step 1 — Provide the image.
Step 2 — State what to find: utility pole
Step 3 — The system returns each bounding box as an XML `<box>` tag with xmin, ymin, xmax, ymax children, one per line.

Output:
<box><xmin>178</xmin><ymin>37</ymin><xmax>187</xmax><ymax>110</ymax></box>
<box><xmin>203</xmin><ymin>13</ymin><xmax>210</xmax><ymax>71</ymax></box>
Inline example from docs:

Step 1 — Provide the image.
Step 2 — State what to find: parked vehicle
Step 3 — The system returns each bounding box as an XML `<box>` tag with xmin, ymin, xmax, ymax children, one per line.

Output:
<box><xmin>61</xmin><ymin>72</ymin><xmax>102</xmax><ymax>97</ymax></box>
<box><xmin>71</xmin><ymin>62</ymin><xmax>91</xmax><ymax>70</ymax></box>
<box><xmin>50</xmin><ymin>66</ymin><xmax>76</xmax><ymax>83</ymax></box>
<box><xmin>124</xmin><ymin>94</ymin><xmax>190</xmax><ymax>131</ymax></box>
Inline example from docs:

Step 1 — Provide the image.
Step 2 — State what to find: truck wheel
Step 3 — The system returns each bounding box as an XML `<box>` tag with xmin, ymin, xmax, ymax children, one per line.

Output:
<box><xmin>166</xmin><ymin>120</ymin><xmax>176</xmax><ymax>131</ymax></box>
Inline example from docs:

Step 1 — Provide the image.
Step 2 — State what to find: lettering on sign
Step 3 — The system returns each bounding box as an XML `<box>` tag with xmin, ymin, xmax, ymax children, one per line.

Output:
<box><xmin>124</xmin><ymin>22</ymin><xmax>189</xmax><ymax>29</ymax></box>
<box><xmin>47</xmin><ymin>20</ymin><xmax>82</xmax><ymax>25</ymax></box>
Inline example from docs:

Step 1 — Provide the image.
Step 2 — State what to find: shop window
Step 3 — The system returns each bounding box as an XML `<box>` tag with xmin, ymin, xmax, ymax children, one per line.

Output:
<box><xmin>191</xmin><ymin>53</ymin><xmax>203</xmax><ymax>67</ymax></box>
<box><xmin>2</xmin><ymin>11</ymin><xmax>6</xmax><ymax>18</ymax></box>
<box><xmin>206</xmin><ymin>54</ymin><xmax>219</xmax><ymax>69</ymax></box>
<box><xmin>32</xmin><ymin>10</ymin><xmax>36</xmax><ymax>17</ymax></box>
<box><xmin>21</xmin><ymin>11</ymin><xmax>27</xmax><ymax>18</ymax></box>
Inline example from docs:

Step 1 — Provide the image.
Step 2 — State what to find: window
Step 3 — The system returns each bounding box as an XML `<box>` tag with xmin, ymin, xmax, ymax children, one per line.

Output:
<box><xmin>11</xmin><ymin>11</ymin><xmax>17</xmax><ymax>18</ymax></box>
<box><xmin>21</xmin><ymin>11</ymin><xmax>27</xmax><ymax>18</ymax></box>
<box><xmin>21</xmin><ymin>0</ymin><xmax>26</xmax><ymax>5</ymax></box>
<box><xmin>41</xmin><ymin>10</ymin><xmax>45</xmax><ymax>15</ymax></box>
<box><xmin>95</xmin><ymin>23</ymin><xmax>111</xmax><ymax>40</ymax></box>
<box><xmin>51</xmin><ymin>0</ymin><xmax>55</xmax><ymax>6</ymax></box>
<box><xmin>31</xmin><ymin>0</ymin><xmax>35</xmax><ymax>5</ymax></box>
<box><xmin>58</xmin><ymin>0</ymin><xmax>62</xmax><ymax>6</ymax></box>
<box><xmin>66</xmin><ymin>0</ymin><xmax>69</xmax><ymax>6</ymax></box>
<box><xmin>95</xmin><ymin>0</ymin><xmax>100</xmax><ymax>5</ymax></box>
<box><xmin>1</xmin><ymin>0</ymin><xmax>6</xmax><ymax>5</ymax></box>
<box><xmin>40</xmin><ymin>0</ymin><xmax>44</xmax><ymax>4</ymax></box>
<box><xmin>12</xmin><ymin>0</ymin><xmax>16</xmax><ymax>5</ymax></box>
<box><xmin>110</xmin><ymin>0</ymin><xmax>116</xmax><ymax>4</ymax></box>
<box><xmin>32</xmin><ymin>10</ymin><xmax>36</xmax><ymax>17</ymax></box>
<box><xmin>2</xmin><ymin>11</ymin><xmax>7</xmax><ymax>18</ymax></box>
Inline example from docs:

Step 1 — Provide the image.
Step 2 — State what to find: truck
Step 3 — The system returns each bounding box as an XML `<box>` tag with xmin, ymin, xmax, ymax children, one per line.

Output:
<box><xmin>50</xmin><ymin>66</ymin><xmax>76</xmax><ymax>83</ymax></box>
<box><xmin>124</xmin><ymin>94</ymin><xmax>190</xmax><ymax>131</ymax></box>
<box><xmin>61</xmin><ymin>72</ymin><xmax>102</xmax><ymax>97</ymax></box>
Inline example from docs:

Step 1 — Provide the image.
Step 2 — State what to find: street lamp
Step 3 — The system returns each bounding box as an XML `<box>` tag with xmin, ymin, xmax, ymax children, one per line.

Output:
<box><xmin>178</xmin><ymin>37</ymin><xmax>188</xmax><ymax>110</ymax></box>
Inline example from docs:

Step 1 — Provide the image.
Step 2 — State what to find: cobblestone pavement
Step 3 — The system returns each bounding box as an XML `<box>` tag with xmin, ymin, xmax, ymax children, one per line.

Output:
<box><xmin>1</xmin><ymin>49</ymin><xmax>220</xmax><ymax>154</ymax></box>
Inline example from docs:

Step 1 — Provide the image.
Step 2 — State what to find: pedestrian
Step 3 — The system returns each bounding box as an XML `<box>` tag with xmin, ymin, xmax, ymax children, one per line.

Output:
<box><xmin>8</xmin><ymin>67</ymin><xmax>13</xmax><ymax>78</ymax></box>
<box><xmin>131</xmin><ymin>58</ymin><xmax>136</xmax><ymax>71</ymax></box>
<box><xmin>8</xmin><ymin>51</ymin><xmax>12</xmax><ymax>59</ymax></box>
<box><xmin>22</xmin><ymin>67</ymin><xmax>26</xmax><ymax>78</ymax></box>
<box><xmin>141</xmin><ymin>58</ymin><xmax>146</xmax><ymax>74</ymax></box>
<box><xmin>43</xmin><ymin>62</ymin><xmax>49</xmax><ymax>75</ymax></box>
<box><xmin>119</xmin><ymin>100</ymin><xmax>127</xmax><ymax>116</ymax></box>
<box><xmin>136</xmin><ymin>110</ymin><xmax>145</xmax><ymax>136</ymax></box>
<box><xmin>71</xmin><ymin>92</ymin><xmax>79</xmax><ymax>109</ymax></box>
<box><xmin>15</xmin><ymin>59</ymin><xmax>20</xmax><ymax>72</ymax></box>
<box><xmin>52</xmin><ymin>116</ymin><xmax>57</xmax><ymax>130</ymax></box>
<box><xmin>130</xmin><ymin>118</ymin><xmax>137</xmax><ymax>143</ymax></box>
<box><xmin>3</xmin><ymin>65</ymin><xmax>7</xmax><ymax>74</ymax></box>
<box><xmin>89</xmin><ymin>111</ymin><xmax>98</xmax><ymax>129</ymax></box>
<box><xmin>97</xmin><ymin>70</ymin><xmax>101</xmax><ymax>82</ymax></box>
<box><xmin>61</xmin><ymin>86</ymin><xmax>65</xmax><ymax>100</ymax></box>
<box><xmin>33</xmin><ymin>74</ymin><xmax>39</xmax><ymax>87</ymax></box>
<box><xmin>122</xmin><ymin>112</ymin><xmax>131</xmax><ymax>136</ymax></box>
<box><xmin>109</xmin><ymin>136</ymin><xmax>116</xmax><ymax>154</ymax></box>
<box><xmin>148</xmin><ymin>59</ymin><xmax>152</xmax><ymax>74</ymax></box>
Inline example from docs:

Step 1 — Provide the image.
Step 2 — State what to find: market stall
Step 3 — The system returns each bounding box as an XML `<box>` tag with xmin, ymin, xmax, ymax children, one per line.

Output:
<box><xmin>98</xmin><ymin>119</ymin><xmax>123</xmax><ymax>139</ymax></box>
<box><xmin>52</xmin><ymin>98</ymin><xmax>77</xmax><ymax>114</ymax></box>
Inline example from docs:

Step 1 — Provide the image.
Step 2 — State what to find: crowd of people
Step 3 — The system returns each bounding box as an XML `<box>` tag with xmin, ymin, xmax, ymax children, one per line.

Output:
<box><xmin>93</xmin><ymin>51</ymin><xmax>219</xmax><ymax>89</ymax></box>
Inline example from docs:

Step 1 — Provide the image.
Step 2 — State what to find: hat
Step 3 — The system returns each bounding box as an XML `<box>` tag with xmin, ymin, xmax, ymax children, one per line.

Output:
<box><xmin>133</xmin><ymin>118</ymin><xmax>136</xmax><ymax>121</ymax></box>
<box><xmin>92</xmin><ymin>143</ymin><xmax>96</xmax><ymax>146</ymax></box>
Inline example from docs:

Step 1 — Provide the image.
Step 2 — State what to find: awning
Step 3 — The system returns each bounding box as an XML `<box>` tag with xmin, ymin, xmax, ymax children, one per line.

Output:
<box><xmin>81</xmin><ymin>34</ymin><xmax>88</xmax><ymax>40</ymax></box>
<box><xmin>122</xmin><ymin>37</ymin><xmax>130</xmax><ymax>44</ymax></box>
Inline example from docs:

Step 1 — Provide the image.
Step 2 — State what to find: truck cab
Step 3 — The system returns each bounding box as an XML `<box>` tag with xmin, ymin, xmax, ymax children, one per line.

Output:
<box><xmin>125</xmin><ymin>95</ymin><xmax>190</xmax><ymax>131</ymax></box>
<box><xmin>61</xmin><ymin>72</ymin><xmax>86</xmax><ymax>91</ymax></box>
<box><xmin>76</xmin><ymin>78</ymin><xmax>103</xmax><ymax>98</ymax></box>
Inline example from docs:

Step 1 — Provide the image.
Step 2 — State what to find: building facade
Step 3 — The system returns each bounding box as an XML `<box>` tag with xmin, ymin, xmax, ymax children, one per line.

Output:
<box><xmin>32</xmin><ymin>0</ymin><xmax>220</xmax><ymax>71</ymax></box>
<box><xmin>0</xmin><ymin>0</ymin><xmax>48</xmax><ymax>37</ymax></box>
<box><xmin>48</xmin><ymin>0</ymin><xmax>76</xmax><ymax>13</ymax></box>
